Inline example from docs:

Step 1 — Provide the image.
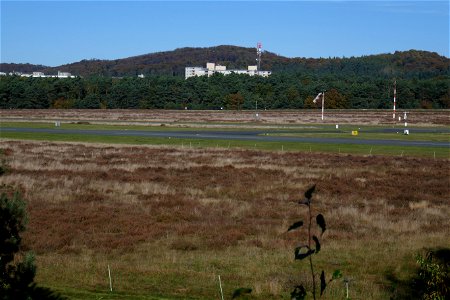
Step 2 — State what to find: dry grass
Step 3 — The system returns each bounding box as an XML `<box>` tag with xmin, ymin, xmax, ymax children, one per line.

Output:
<box><xmin>1</xmin><ymin>108</ymin><xmax>449</xmax><ymax>126</ymax></box>
<box><xmin>0</xmin><ymin>139</ymin><xmax>449</xmax><ymax>299</ymax></box>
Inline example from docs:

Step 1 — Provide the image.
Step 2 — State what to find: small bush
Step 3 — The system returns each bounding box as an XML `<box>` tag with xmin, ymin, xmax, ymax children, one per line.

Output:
<box><xmin>416</xmin><ymin>249</ymin><xmax>450</xmax><ymax>300</ymax></box>
<box><xmin>0</xmin><ymin>149</ymin><xmax>9</xmax><ymax>176</ymax></box>
<box><xmin>0</xmin><ymin>192</ymin><xmax>65</xmax><ymax>299</ymax></box>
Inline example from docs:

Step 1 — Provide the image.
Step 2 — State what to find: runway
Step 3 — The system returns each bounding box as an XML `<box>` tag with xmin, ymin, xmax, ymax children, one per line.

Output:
<box><xmin>2</xmin><ymin>127</ymin><xmax>449</xmax><ymax>148</ymax></box>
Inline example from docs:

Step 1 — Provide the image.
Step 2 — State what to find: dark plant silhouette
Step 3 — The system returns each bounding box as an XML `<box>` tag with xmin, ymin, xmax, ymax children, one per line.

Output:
<box><xmin>0</xmin><ymin>149</ymin><xmax>9</xmax><ymax>176</ymax></box>
<box><xmin>0</xmin><ymin>191</ymin><xmax>65</xmax><ymax>300</ymax></box>
<box><xmin>288</xmin><ymin>185</ymin><xmax>342</xmax><ymax>300</ymax></box>
<box><xmin>232</xmin><ymin>287</ymin><xmax>252</xmax><ymax>299</ymax></box>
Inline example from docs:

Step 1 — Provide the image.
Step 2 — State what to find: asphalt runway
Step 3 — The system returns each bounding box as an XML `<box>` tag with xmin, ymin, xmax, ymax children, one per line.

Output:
<box><xmin>2</xmin><ymin>127</ymin><xmax>449</xmax><ymax>148</ymax></box>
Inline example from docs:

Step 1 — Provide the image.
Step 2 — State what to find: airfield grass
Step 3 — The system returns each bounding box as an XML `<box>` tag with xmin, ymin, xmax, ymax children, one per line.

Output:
<box><xmin>1</xmin><ymin>122</ymin><xmax>448</xmax><ymax>158</ymax></box>
<box><xmin>1</xmin><ymin>121</ymin><xmax>226</xmax><ymax>132</ymax></box>
<box><xmin>0</xmin><ymin>140</ymin><xmax>448</xmax><ymax>299</ymax></box>
<box><xmin>267</xmin><ymin>130</ymin><xmax>450</xmax><ymax>143</ymax></box>
<box><xmin>1</xmin><ymin>131</ymin><xmax>448</xmax><ymax>159</ymax></box>
<box><xmin>2</xmin><ymin>121</ymin><xmax>450</xmax><ymax>137</ymax></box>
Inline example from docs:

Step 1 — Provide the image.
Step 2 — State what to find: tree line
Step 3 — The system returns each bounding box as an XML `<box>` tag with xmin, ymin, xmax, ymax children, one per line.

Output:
<box><xmin>0</xmin><ymin>72</ymin><xmax>448</xmax><ymax>110</ymax></box>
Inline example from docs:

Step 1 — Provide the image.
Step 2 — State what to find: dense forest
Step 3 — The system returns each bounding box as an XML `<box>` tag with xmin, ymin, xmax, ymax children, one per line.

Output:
<box><xmin>0</xmin><ymin>46</ymin><xmax>448</xmax><ymax>109</ymax></box>
<box><xmin>1</xmin><ymin>72</ymin><xmax>448</xmax><ymax>110</ymax></box>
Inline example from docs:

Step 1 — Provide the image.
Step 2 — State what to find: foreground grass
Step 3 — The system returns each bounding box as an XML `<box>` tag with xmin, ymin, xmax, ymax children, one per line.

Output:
<box><xmin>1</xmin><ymin>140</ymin><xmax>448</xmax><ymax>299</ymax></box>
<box><xmin>37</xmin><ymin>235</ymin><xmax>447</xmax><ymax>299</ymax></box>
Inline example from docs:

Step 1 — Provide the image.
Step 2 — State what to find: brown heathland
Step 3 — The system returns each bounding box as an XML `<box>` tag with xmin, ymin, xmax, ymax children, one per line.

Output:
<box><xmin>1</xmin><ymin>109</ymin><xmax>449</xmax><ymax>126</ymax></box>
<box><xmin>0</xmin><ymin>140</ymin><xmax>449</xmax><ymax>299</ymax></box>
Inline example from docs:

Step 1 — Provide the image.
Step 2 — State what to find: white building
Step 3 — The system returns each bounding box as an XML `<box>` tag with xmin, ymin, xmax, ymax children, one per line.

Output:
<box><xmin>185</xmin><ymin>66</ymin><xmax>208</xmax><ymax>78</ymax></box>
<box><xmin>185</xmin><ymin>62</ymin><xmax>271</xmax><ymax>79</ymax></box>
<box><xmin>32</xmin><ymin>72</ymin><xmax>45</xmax><ymax>77</ymax></box>
<box><xmin>3</xmin><ymin>71</ymin><xmax>76</xmax><ymax>78</ymax></box>
<box><xmin>58</xmin><ymin>71</ymin><xmax>75</xmax><ymax>78</ymax></box>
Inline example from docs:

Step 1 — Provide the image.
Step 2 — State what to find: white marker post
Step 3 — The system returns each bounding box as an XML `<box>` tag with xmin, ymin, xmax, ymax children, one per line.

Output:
<box><xmin>255</xmin><ymin>99</ymin><xmax>259</xmax><ymax>121</ymax></box>
<box><xmin>218</xmin><ymin>275</ymin><xmax>224</xmax><ymax>300</ymax></box>
<box><xmin>403</xmin><ymin>111</ymin><xmax>409</xmax><ymax>135</ymax></box>
<box><xmin>108</xmin><ymin>265</ymin><xmax>113</xmax><ymax>292</ymax></box>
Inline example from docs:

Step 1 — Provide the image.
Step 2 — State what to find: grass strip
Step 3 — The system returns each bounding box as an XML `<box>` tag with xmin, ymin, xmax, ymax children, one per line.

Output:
<box><xmin>266</xmin><ymin>131</ymin><xmax>450</xmax><ymax>142</ymax></box>
<box><xmin>1</xmin><ymin>131</ymin><xmax>448</xmax><ymax>158</ymax></box>
<box><xmin>0</xmin><ymin>121</ymin><xmax>228</xmax><ymax>132</ymax></box>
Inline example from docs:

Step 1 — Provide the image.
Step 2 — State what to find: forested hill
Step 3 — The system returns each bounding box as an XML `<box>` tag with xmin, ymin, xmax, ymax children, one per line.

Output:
<box><xmin>1</xmin><ymin>46</ymin><xmax>448</xmax><ymax>79</ymax></box>
<box><xmin>0</xmin><ymin>63</ymin><xmax>48</xmax><ymax>74</ymax></box>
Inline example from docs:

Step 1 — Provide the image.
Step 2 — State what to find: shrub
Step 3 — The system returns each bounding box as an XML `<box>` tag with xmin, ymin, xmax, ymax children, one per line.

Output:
<box><xmin>416</xmin><ymin>249</ymin><xmax>449</xmax><ymax>300</ymax></box>
<box><xmin>0</xmin><ymin>191</ymin><xmax>65</xmax><ymax>300</ymax></box>
<box><xmin>0</xmin><ymin>149</ymin><xmax>9</xmax><ymax>176</ymax></box>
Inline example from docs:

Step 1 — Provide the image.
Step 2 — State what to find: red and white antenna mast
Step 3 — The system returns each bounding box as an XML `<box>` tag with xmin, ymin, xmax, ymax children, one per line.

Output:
<box><xmin>256</xmin><ymin>42</ymin><xmax>262</xmax><ymax>71</ymax></box>
<box><xmin>393</xmin><ymin>80</ymin><xmax>397</xmax><ymax>119</ymax></box>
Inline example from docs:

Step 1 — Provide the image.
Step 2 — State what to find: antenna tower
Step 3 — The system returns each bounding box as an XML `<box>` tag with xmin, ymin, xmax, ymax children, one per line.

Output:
<box><xmin>256</xmin><ymin>42</ymin><xmax>262</xmax><ymax>71</ymax></box>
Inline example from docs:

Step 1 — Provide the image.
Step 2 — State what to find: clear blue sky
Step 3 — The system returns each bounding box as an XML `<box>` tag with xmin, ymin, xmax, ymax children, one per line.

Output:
<box><xmin>1</xmin><ymin>1</ymin><xmax>449</xmax><ymax>66</ymax></box>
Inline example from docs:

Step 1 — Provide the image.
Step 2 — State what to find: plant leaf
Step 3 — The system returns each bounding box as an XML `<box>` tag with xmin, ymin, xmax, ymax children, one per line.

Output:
<box><xmin>294</xmin><ymin>246</ymin><xmax>315</xmax><ymax>260</ymax></box>
<box><xmin>291</xmin><ymin>285</ymin><xmax>307</xmax><ymax>300</ymax></box>
<box><xmin>312</xmin><ymin>235</ymin><xmax>321</xmax><ymax>253</ymax></box>
<box><xmin>320</xmin><ymin>270</ymin><xmax>327</xmax><ymax>296</ymax></box>
<box><xmin>332</xmin><ymin>269</ymin><xmax>343</xmax><ymax>280</ymax></box>
<box><xmin>232</xmin><ymin>287</ymin><xmax>252</xmax><ymax>299</ymax></box>
<box><xmin>298</xmin><ymin>198</ymin><xmax>311</xmax><ymax>205</ymax></box>
<box><xmin>288</xmin><ymin>221</ymin><xmax>303</xmax><ymax>232</ymax></box>
<box><xmin>304</xmin><ymin>184</ymin><xmax>316</xmax><ymax>200</ymax></box>
<box><xmin>316</xmin><ymin>214</ymin><xmax>326</xmax><ymax>235</ymax></box>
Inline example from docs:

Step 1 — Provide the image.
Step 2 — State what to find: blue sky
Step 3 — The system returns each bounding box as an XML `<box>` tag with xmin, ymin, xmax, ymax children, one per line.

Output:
<box><xmin>1</xmin><ymin>1</ymin><xmax>449</xmax><ymax>66</ymax></box>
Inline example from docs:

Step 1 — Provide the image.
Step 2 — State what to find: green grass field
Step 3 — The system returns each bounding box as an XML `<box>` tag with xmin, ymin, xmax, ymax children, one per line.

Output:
<box><xmin>267</xmin><ymin>125</ymin><xmax>450</xmax><ymax>142</ymax></box>
<box><xmin>1</xmin><ymin>121</ymin><xmax>448</xmax><ymax>158</ymax></box>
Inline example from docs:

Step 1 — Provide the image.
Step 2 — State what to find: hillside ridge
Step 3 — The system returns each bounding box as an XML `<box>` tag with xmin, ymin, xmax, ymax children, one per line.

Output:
<box><xmin>1</xmin><ymin>45</ymin><xmax>448</xmax><ymax>78</ymax></box>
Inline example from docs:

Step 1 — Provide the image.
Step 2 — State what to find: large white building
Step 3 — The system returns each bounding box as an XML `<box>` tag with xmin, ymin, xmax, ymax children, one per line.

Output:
<box><xmin>57</xmin><ymin>71</ymin><xmax>75</xmax><ymax>78</ymax></box>
<box><xmin>2</xmin><ymin>71</ymin><xmax>76</xmax><ymax>78</ymax></box>
<box><xmin>185</xmin><ymin>62</ymin><xmax>271</xmax><ymax>79</ymax></box>
<box><xmin>32</xmin><ymin>72</ymin><xmax>46</xmax><ymax>77</ymax></box>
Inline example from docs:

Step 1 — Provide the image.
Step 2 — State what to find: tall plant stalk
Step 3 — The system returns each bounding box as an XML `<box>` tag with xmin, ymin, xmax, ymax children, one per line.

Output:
<box><xmin>308</xmin><ymin>204</ymin><xmax>316</xmax><ymax>300</ymax></box>
<box><xmin>288</xmin><ymin>185</ymin><xmax>342</xmax><ymax>300</ymax></box>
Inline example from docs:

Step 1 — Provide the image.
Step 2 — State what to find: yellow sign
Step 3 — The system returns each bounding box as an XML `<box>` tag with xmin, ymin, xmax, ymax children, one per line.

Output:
<box><xmin>351</xmin><ymin>131</ymin><xmax>358</xmax><ymax>136</ymax></box>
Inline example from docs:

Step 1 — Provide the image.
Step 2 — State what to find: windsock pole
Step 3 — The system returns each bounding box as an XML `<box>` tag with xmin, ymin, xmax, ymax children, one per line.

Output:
<box><xmin>321</xmin><ymin>91</ymin><xmax>324</xmax><ymax>121</ymax></box>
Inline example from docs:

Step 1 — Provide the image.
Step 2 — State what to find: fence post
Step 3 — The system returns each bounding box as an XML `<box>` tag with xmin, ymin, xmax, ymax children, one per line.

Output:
<box><xmin>218</xmin><ymin>275</ymin><xmax>224</xmax><ymax>300</ymax></box>
<box><xmin>108</xmin><ymin>265</ymin><xmax>113</xmax><ymax>292</ymax></box>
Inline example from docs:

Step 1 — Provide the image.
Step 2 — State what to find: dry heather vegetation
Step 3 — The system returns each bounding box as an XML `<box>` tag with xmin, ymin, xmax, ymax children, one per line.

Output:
<box><xmin>0</xmin><ymin>140</ymin><xmax>449</xmax><ymax>299</ymax></box>
<box><xmin>2</xmin><ymin>109</ymin><xmax>449</xmax><ymax>126</ymax></box>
